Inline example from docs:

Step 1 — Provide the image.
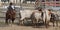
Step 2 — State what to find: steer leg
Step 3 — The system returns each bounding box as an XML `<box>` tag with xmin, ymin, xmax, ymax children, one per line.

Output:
<box><xmin>56</xmin><ymin>21</ymin><xmax>58</xmax><ymax>27</ymax></box>
<box><xmin>19</xmin><ymin>20</ymin><xmax>23</xmax><ymax>25</ymax></box>
<box><xmin>45</xmin><ymin>20</ymin><xmax>50</xmax><ymax>28</ymax></box>
<box><xmin>34</xmin><ymin>19</ymin><xmax>37</xmax><ymax>27</ymax></box>
<box><xmin>35</xmin><ymin>19</ymin><xmax>39</xmax><ymax>27</ymax></box>
<box><xmin>32</xmin><ymin>18</ymin><xmax>36</xmax><ymax>26</ymax></box>
<box><xmin>19</xmin><ymin>17</ymin><xmax>24</xmax><ymax>25</ymax></box>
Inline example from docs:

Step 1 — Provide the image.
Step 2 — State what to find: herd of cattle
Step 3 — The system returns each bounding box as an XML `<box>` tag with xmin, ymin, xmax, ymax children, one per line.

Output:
<box><xmin>18</xmin><ymin>9</ymin><xmax>60</xmax><ymax>28</ymax></box>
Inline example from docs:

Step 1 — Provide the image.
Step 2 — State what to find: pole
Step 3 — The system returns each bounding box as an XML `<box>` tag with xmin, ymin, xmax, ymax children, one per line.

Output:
<box><xmin>19</xmin><ymin>0</ymin><xmax>22</xmax><ymax>24</ymax></box>
<box><xmin>44</xmin><ymin>0</ymin><xmax>46</xmax><ymax>9</ymax></box>
<box><xmin>19</xmin><ymin>0</ymin><xmax>21</xmax><ymax>16</ymax></box>
<box><xmin>35</xmin><ymin>0</ymin><xmax>39</xmax><ymax>9</ymax></box>
<box><xmin>19</xmin><ymin>0</ymin><xmax>21</xmax><ymax>12</ymax></box>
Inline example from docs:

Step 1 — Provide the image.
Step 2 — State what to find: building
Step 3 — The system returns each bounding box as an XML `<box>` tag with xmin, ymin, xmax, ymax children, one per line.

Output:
<box><xmin>0</xmin><ymin>0</ymin><xmax>60</xmax><ymax>10</ymax></box>
<box><xmin>35</xmin><ymin>0</ymin><xmax>60</xmax><ymax>10</ymax></box>
<box><xmin>0</xmin><ymin>0</ymin><xmax>36</xmax><ymax>7</ymax></box>
<box><xmin>0</xmin><ymin>0</ymin><xmax>35</xmax><ymax>3</ymax></box>
<box><xmin>43</xmin><ymin>0</ymin><xmax>60</xmax><ymax>10</ymax></box>
<box><xmin>0</xmin><ymin>0</ymin><xmax>20</xmax><ymax>3</ymax></box>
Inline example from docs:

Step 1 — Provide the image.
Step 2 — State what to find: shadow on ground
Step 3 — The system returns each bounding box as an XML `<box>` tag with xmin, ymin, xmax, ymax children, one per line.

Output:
<box><xmin>0</xmin><ymin>22</ymin><xmax>9</xmax><ymax>27</ymax></box>
<box><xmin>15</xmin><ymin>22</ymin><xmax>48</xmax><ymax>28</ymax></box>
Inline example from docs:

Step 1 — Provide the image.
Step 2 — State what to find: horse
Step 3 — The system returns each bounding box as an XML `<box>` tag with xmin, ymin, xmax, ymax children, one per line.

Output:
<box><xmin>5</xmin><ymin>10</ymin><xmax>16</xmax><ymax>24</ymax></box>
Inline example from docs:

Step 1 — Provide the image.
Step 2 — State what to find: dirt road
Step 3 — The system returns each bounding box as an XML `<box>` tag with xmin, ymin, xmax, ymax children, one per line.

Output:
<box><xmin>0</xmin><ymin>18</ymin><xmax>60</xmax><ymax>30</ymax></box>
<box><xmin>0</xmin><ymin>24</ymin><xmax>60</xmax><ymax>30</ymax></box>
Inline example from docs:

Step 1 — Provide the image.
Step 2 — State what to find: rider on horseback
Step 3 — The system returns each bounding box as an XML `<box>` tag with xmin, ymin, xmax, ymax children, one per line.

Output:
<box><xmin>7</xmin><ymin>2</ymin><xmax>16</xmax><ymax>15</ymax></box>
<box><xmin>7</xmin><ymin>2</ymin><xmax>15</xmax><ymax>10</ymax></box>
<box><xmin>5</xmin><ymin>2</ymin><xmax>16</xmax><ymax>24</ymax></box>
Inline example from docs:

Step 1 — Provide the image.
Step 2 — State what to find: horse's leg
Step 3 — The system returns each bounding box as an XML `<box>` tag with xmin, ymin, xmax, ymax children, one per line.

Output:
<box><xmin>52</xmin><ymin>21</ymin><xmax>55</xmax><ymax>27</ymax></box>
<box><xmin>5</xmin><ymin>18</ymin><xmax>8</xmax><ymax>24</ymax></box>
<box><xmin>9</xmin><ymin>19</ymin><xmax>11</xmax><ymax>24</ymax></box>
<box><xmin>12</xmin><ymin>18</ymin><xmax>15</xmax><ymax>24</ymax></box>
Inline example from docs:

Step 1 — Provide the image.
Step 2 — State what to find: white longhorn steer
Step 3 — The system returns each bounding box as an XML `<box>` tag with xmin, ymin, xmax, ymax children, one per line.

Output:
<box><xmin>19</xmin><ymin>10</ymin><xmax>36</xmax><ymax>25</ymax></box>
<box><xmin>33</xmin><ymin>10</ymin><xmax>43</xmax><ymax>24</ymax></box>
<box><xmin>19</xmin><ymin>10</ymin><xmax>44</xmax><ymax>25</ymax></box>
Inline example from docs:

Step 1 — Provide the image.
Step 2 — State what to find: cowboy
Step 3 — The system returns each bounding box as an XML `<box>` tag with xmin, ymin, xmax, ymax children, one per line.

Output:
<box><xmin>7</xmin><ymin>2</ymin><xmax>16</xmax><ymax>15</ymax></box>
<box><xmin>7</xmin><ymin>2</ymin><xmax>15</xmax><ymax>11</ymax></box>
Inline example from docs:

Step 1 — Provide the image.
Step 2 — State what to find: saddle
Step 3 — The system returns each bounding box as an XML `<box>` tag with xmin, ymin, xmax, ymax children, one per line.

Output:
<box><xmin>7</xmin><ymin>10</ymin><xmax>16</xmax><ymax>15</ymax></box>
<box><xmin>7</xmin><ymin>5</ymin><xmax>16</xmax><ymax>15</ymax></box>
